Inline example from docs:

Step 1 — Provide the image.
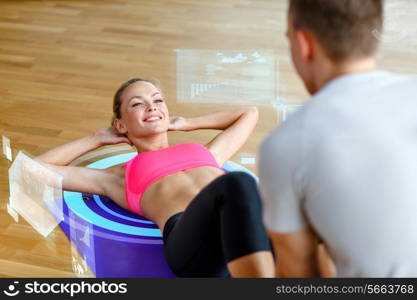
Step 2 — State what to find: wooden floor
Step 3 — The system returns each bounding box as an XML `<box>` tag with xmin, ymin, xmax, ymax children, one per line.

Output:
<box><xmin>1</xmin><ymin>0</ymin><xmax>417</xmax><ymax>277</ymax></box>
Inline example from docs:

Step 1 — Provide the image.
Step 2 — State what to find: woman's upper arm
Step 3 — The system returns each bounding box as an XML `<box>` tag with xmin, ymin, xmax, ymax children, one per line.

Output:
<box><xmin>206</xmin><ymin>106</ymin><xmax>258</xmax><ymax>165</ymax></box>
<box><xmin>41</xmin><ymin>163</ymin><xmax>117</xmax><ymax>196</ymax></box>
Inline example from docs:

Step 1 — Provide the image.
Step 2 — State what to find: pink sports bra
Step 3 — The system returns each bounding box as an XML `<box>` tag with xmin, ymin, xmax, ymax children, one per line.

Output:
<box><xmin>124</xmin><ymin>142</ymin><xmax>223</xmax><ymax>216</ymax></box>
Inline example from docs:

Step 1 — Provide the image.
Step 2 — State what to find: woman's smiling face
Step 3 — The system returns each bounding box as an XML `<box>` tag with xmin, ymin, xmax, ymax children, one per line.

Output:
<box><xmin>118</xmin><ymin>81</ymin><xmax>170</xmax><ymax>137</ymax></box>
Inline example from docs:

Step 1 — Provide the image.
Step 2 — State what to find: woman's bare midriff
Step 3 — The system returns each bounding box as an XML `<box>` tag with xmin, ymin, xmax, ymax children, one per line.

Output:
<box><xmin>105</xmin><ymin>164</ymin><xmax>224</xmax><ymax>231</ymax></box>
<box><xmin>140</xmin><ymin>166</ymin><xmax>224</xmax><ymax>231</ymax></box>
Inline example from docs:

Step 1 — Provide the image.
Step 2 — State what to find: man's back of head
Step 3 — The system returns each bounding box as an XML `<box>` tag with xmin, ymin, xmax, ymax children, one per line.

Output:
<box><xmin>287</xmin><ymin>0</ymin><xmax>384</xmax><ymax>94</ymax></box>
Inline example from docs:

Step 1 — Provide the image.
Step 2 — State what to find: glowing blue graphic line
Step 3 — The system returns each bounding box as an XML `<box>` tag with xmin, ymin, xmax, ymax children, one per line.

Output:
<box><xmin>93</xmin><ymin>194</ymin><xmax>154</xmax><ymax>225</ymax></box>
<box><xmin>64</xmin><ymin>152</ymin><xmax>161</xmax><ymax>237</ymax></box>
<box><xmin>64</xmin><ymin>190</ymin><xmax>161</xmax><ymax>237</ymax></box>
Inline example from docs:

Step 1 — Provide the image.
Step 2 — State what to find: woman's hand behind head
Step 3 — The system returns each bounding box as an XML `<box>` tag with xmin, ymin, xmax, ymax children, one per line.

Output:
<box><xmin>93</xmin><ymin>126</ymin><xmax>133</xmax><ymax>146</ymax></box>
<box><xmin>168</xmin><ymin>116</ymin><xmax>188</xmax><ymax>131</ymax></box>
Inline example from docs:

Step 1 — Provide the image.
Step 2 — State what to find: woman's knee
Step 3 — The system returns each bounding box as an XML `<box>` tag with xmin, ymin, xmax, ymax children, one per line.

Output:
<box><xmin>221</xmin><ymin>172</ymin><xmax>261</xmax><ymax>206</ymax></box>
<box><xmin>223</xmin><ymin>171</ymin><xmax>256</xmax><ymax>187</ymax></box>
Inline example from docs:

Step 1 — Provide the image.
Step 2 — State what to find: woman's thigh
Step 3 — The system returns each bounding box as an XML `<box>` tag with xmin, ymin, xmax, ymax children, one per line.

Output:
<box><xmin>163</xmin><ymin>175</ymin><xmax>230</xmax><ymax>277</ymax></box>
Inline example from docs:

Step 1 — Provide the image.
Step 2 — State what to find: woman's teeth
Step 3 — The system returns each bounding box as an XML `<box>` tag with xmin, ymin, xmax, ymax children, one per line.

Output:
<box><xmin>146</xmin><ymin>117</ymin><xmax>161</xmax><ymax>121</ymax></box>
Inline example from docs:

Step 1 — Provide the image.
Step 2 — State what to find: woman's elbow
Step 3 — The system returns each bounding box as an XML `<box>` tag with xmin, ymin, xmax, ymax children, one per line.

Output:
<box><xmin>246</xmin><ymin>106</ymin><xmax>259</xmax><ymax>122</ymax></box>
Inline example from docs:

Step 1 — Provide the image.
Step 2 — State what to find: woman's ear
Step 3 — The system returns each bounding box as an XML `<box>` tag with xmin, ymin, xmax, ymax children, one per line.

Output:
<box><xmin>113</xmin><ymin>118</ymin><xmax>128</xmax><ymax>134</ymax></box>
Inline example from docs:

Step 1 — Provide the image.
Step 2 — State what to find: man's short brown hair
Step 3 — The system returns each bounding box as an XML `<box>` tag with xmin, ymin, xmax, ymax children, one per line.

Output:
<box><xmin>289</xmin><ymin>0</ymin><xmax>383</xmax><ymax>62</ymax></box>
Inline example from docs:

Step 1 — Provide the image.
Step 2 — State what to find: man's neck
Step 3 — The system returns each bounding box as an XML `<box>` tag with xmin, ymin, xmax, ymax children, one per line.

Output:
<box><xmin>314</xmin><ymin>57</ymin><xmax>377</xmax><ymax>94</ymax></box>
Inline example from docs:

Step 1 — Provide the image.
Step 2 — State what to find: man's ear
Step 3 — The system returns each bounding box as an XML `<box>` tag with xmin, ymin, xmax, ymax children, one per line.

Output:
<box><xmin>295</xmin><ymin>29</ymin><xmax>315</xmax><ymax>62</ymax></box>
<box><xmin>113</xmin><ymin>118</ymin><xmax>128</xmax><ymax>134</ymax></box>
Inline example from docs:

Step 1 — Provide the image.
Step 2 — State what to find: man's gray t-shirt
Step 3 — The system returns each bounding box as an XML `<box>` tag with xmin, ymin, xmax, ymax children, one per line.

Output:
<box><xmin>259</xmin><ymin>71</ymin><xmax>417</xmax><ymax>277</ymax></box>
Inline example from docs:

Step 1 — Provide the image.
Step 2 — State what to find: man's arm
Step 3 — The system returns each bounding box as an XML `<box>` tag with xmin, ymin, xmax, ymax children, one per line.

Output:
<box><xmin>317</xmin><ymin>243</ymin><xmax>337</xmax><ymax>277</ymax></box>
<box><xmin>269</xmin><ymin>228</ymin><xmax>337</xmax><ymax>277</ymax></box>
<box><xmin>269</xmin><ymin>227</ymin><xmax>320</xmax><ymax>277</ymax></box>
<box><xmin>258</xmin><ymin>112</ymin><xmax>335</xmax><ymax>277</ymax></box>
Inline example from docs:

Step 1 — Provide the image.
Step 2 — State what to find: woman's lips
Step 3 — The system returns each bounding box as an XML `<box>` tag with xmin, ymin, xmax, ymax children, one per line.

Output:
<box><xmin>143</xmin><ymin>115</ymin><xmax>163</xmax><ymax>122</ymax></box>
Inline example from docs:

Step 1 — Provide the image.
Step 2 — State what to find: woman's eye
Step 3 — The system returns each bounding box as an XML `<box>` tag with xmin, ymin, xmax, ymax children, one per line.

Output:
<box><xmin>132</xmin><ymin>103</ymin><xmax>144</xmax><ymax>107</ymax></box>
<box><xmin>154</xmin><ymin>99</ymin><xmax>163</xmax><ymax>103</ymax></box>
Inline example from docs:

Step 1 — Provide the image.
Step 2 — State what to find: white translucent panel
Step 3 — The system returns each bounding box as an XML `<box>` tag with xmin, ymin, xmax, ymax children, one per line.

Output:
<box><xmin>8</xmin><ymin>151</ymin><xmax>63</xmax><ymax>237</ymax></box>
<box><xmin>238</xmin><ymin>152</ymin><xmax>256</xmax><ymax>166</ymax></box>
<box><xmin>274</xmin><ymin>103</ymin><xmax>303</xmax><ymax>123</ymax></box>
<box><xmin>2</xmin><ymin>136</ymin><xmax>12</xmax><ymax>161</ymax></box>
<box><xmin>6</xmin><ymin>202</ymin><xmax>19</xmax><ymax>222</ymax></box>
<box><xmin>177</xmin><ymin>49</ymin><xmax>278</xmax><ymax>104</ymax></box>
<box><xmin>69</xmin><ymin>210</ymin><xmax>95</xmax><ymax>278</ymax></box>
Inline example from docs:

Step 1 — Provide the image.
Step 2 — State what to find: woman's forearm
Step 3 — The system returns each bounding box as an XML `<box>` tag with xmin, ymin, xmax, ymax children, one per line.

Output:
<box><xmin>35</xmin><ymin>135</ymin><xmax>102</xmax><ymax>166</ymax></box>
<box><xmin>184</xmin><ymin>107</ymin><xmax>257</xmax><ymax>131</ymax></box>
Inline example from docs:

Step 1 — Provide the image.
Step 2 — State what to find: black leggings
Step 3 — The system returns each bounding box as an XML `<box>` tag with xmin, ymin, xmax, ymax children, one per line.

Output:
<box><xmin>162</xmin><ymin>172</ymin><xmax>272</xmax><ymax>277</ymax></box>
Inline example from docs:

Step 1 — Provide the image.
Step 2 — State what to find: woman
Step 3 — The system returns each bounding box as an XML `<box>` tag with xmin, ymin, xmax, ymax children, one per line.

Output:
<box><xmin>35</xmin><ymin>78</ymin><xmax>274</xmax><ymax>277</ymax></box>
